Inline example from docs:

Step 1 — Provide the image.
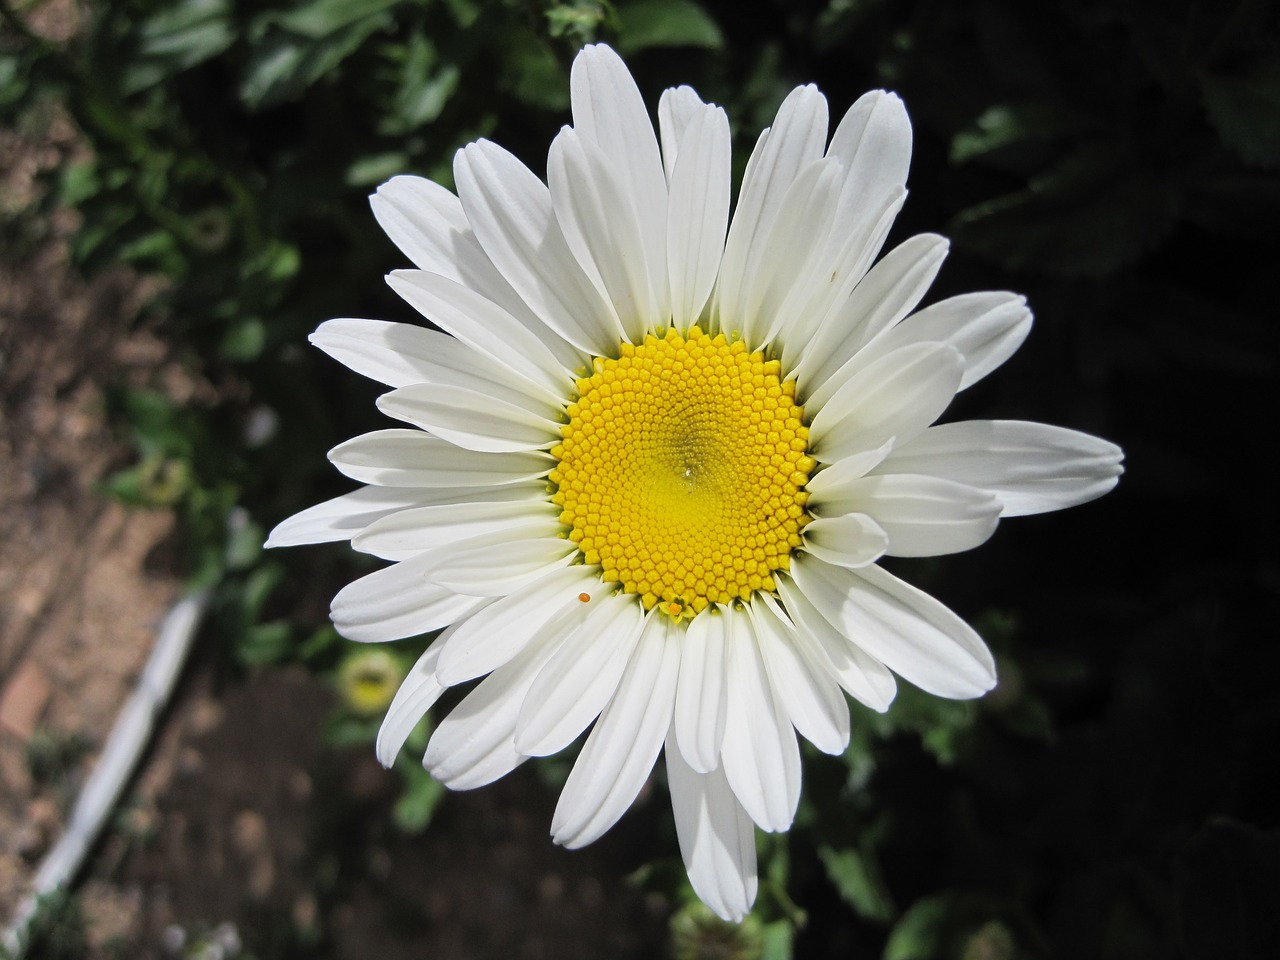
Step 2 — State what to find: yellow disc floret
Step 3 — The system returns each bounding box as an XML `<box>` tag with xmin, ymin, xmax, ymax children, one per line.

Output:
<box><xmin>549</xmin><ymin>326</ymin><xmax>814</xmax><ymax>618</ymax></box>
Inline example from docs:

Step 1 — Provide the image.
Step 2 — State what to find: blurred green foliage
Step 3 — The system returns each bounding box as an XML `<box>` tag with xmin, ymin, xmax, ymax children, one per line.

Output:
<box><xmin>2</xmin><ymin>0</ymin><xmax>1278</xmax><ymax>957</ymax></box>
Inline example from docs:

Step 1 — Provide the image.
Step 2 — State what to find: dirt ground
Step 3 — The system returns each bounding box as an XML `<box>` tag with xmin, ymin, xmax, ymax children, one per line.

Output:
<box><xmin>0</xmin><ymin>52</ymin><xmax>666</xmax><ymax>960</ymax></box>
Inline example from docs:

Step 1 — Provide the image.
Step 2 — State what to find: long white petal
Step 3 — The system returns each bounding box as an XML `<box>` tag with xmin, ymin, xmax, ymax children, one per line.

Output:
<box><xmin>376</xmin><ymin>382</ymin><xmax>561</xmax><ymax>454</ymax></box>
<box><xmin>666</xmin><ymin>103</ymin><xmax>731</xmax><ymax>329</ymax></box>
<box><xmin>795</xmin><ymin>234</ymin><xmax>949</xmax><ymax>406</ymax></box>
<box><xmin>810</xmin><ymin>474</ymin><xmax>1002</xmax><ymax>558</ymax></box>
<box><xmin>428</xmin><ymin>537</ymin><xmax>578</xmax><ymax>597</ymax></box>
<box><xmin>776</xmin><ymin>575</ymin><xmax>897</xmax><ymax>711</ymax></box>
<box><xmin>875</xmin><ymin>420</ymin><xmax>1125</xmax><ymax>517</ymax></box>
<box><xmin>551</xmin><ymin>616</ymin><xmax>680</xmax><ymax>848</ymax></box>
<box><xmin>434</xmin><ymin>565</ymin><xmax>607</xmax><ymax>686</ymax></box>
<box><xmin>808</xmin><ymin>342</ymin><xmax>963</xmax><ymax>462</ymax></box>
<box><xmin>750</xmin><ymin>594</ymin><xmax>850</xmax><ymax>755</ymax></box>
<box><xmin>423</xmin><ymin>623</ymin><xmax>569</xmax><ymax>789</ymax></box>
<box><xmin>672</xmin><ymin>608</ymin><xmax>729</xmax><ymax>774</ymax></box>
<box><xmin>453</xmin><ymin>139</ymin><xmax>620</xmax><ymax>355</ymax></box>
<box><xmin>717</xmin><ymin>85</ymin><xmax>828</xmax><ymax>332</ymax></box>
<box><xmin>352</xmin><ymin>500</ymin><xmax>561</xmax><ymax>562</ymax></box>
<box><xmin>328</xmin><ymin>430</ymin><xmax>551</xmax><ymax>488</ymax></box>
<box><xmin>791</xmin><ymin>555</ymin><xmax>996</xmax><ymax>699</ymax></box>
<box><xmin>386</xmin><ymin>269</ymin><xmax>572</xmax><ymax>402</ymax></box>
<box><xmin>720</xmin><ymin>608</ymin><xmax>801</xmax><ymax>832</ymax></box>
<box><xmin>801</xmin><ymin>512</ymin><xmax>890</xmax><ymax>568</ymax></box>
<box><xmin>570</xmin><ymin>44</ymin><xmax>669</xmax><ymax>322</ymax></box>
<box><xmin>375</xmin><ymin>635</ymin><xmax>449</xmax><ymax>767</ymax></box>
<box><xmin>330</xmin><ymin>552</ymin><xmax>489</xmax><ymax>643</ymax></box>
<box><xmin>514</xmin><ymin>593</ymin><xmax>647</xmax><ymax>756</ymax></box>
<box><xmin>266</xmin><ymin>486</ymin><xmax>431</xmax><ymax>548</ymax></box>
<box><xmin>658</xmin><ymin>85</ymin><xmax>710</xmax><ymax>179</ymax></box>
<box><xmin>372</xmin><ymin>176</ymin><xmax>584</xmax><ymax>371</ymax></box>
<box><xmin>548</xmin><ymin>127</ymin><xmax>653</xmax><ymax>343</ymax></box>
<box><xmin>666</xmin><ymin>735</ymin><xmax>758</xmax><ymax>922</ymax></box>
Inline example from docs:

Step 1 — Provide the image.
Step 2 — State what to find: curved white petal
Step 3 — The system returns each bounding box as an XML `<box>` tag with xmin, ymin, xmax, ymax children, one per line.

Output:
<box><xmin>570</xmin><ymin>44</ymin><xmax>669</xmax><ymax>322</ymax></box>
<box><xmin>330</xmin><ymin>552</ymin><xmax>489</xmax><ymax>643</ymax></box>
<box><xmin>666</xmin><ymin>103</ymin><xmax>731</xmax><ymax>329</ymax></box>
<box><xmin>801</xmin><ymin>512</ymin><xmax>890</xmax><ymax>568</ymax></box>
<box><xmin>658</xmin><ymin>85</ymin><xmax>710</xmax><ymax>179</ymax></box>
<box><xmin>875</xmin><ymin>420</ymin><xmax>1125</xmax><ymax>517</ymax></box>
<box><xmin>666</xmin><ymin>735</ymin><xmax>758</xmax><ymax>923</ymax></box>
<box><xmin>552</xmin><ymin>615</ymin><xmax>680</xmax><ymax>848</ymax></box>
<box><xmin>376</xmin><ymin>382</ymin><xmax>561</xmax><ymax>453</ymax></box>
<box><xmin>859</xmin><ymin>292</ymin><xmax>1033</xmax><ymax>392</ymax></box>
<box><xmin>750</xmin><ymin>594</ymin><xmax>850</xmax><ymax>755</ymax></box>
<box><xmin>548</xmin><ymin>127</ymin><xmax>654</xmax><ymax>343</ymax></box>
<box><xmin>791</xmin><ymin>555</ymin><xmax>996</xmax><ymax>699</ymax></box>
<box><xmin>453</xmin><ymin>139</ymin><xmax>619</xmax><ymax>355</ymax></box>
<box><xmin>352</xmin><ymin>500</ymin><xmax>561</xmax><ymax>562</ymax></box>
<box><xmin>795</xmin><ymin>233</ymin><xmax>950</xmax><ymax>406</ymax></box>
<box><xmin>423</xmin><ymin>621</ymin><xmax>570</xmax><ymax>789</ymax></box>
<box><xmin>803</xmin><ymin>438</ymin><xmax>897</xmax><ymax>500</ymax></box>
<box><xmin>434</xmin><ymin>565</ymin><xmax>607</xmax><ymax>686</ymax></box>
<box><xmin>717</xmin><ymin>84</ymin><xmax>829</xmax><ymax>333</ymax></box>
<box><xmin>720</xmin><ymin>607</ymin><xmax>801</xmax><ymax>833</ymax></box>
<box><xmin>372</xmin><ymin>177</ymin><xmax>584</xmax><ymax>371</ymax></box>
<box><xmin>328</xmin><ymin>430</ymin><xmax>552</xmax><ymax>488</ymax></box>
<box><xmin>811</xmin><ymin>474</ymin><xmax>1002</xmax><ymax>558</ymax></box>
<box><xmin>376</xmin><ymin>635</ymin><xmax>449</xmax><ymax>767</ymax></box>
<box><xmin>428</xmin><ymin>537</ymin><xmax>578</xmax><ymax>597</ymax></box>
<box><xmin>672</xmin><ymin>608</ymin><xmax>729</xmax><ymax>774</ymax></box>
<box><xmin>807</xmin><ymin>342</ymin><xmax>964</xmax><ymax>463</ymax></box>
<box><xmin>776</xmin><ymin>575</ymin><xmax>897</xmax><ymax>711</ymax></box>
<box><xmin>266</xmin><ymin>486</ymin><xmax>432</xmax><ymax>548</ymax></box>
<box><xmin>387</xmin><ymin>269</ymin><xmax>572</xmax><ymax>402</ymax></box>
<box><xmin>514</xmin><ymin>593</ymin><xmax>647</xmax><ymax>757</ymax></box>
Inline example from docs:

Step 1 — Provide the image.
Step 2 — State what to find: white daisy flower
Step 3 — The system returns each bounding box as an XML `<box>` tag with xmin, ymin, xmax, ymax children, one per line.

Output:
<box><xmin>268</xmin><ymin>44</ymin><xmax>1123</xmax><ymax>921</ymax></box>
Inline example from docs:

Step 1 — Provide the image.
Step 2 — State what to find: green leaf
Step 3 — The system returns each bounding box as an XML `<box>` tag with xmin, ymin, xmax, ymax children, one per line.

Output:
<box><xmin>123</xmin><ymin>0</ymin><xmax>237</xmax><ymax>94</ymax></box>
<box><xmin>950</xmin><ymin>102</ymin><xmax>1094</xmax><ymax>164</ymax></box>
<box><xmin>393</xmin><ymin>764</ymin><xmax>447</xmax><ymax>832</ymax></box>
<box><xmin>345</xmin><ymin>152</ymin><xmax>411</xmax><ymax>187</ymax></box>
<box><xmin>269</xmin><ymin>0</ymin><xmax>404</xmax><ymax>39</ymax></box>
<box><xmin>1202</xmin><ymin>57</ymin><xmax>1280</xmax><ymax>169</ymax></box>
<box><xmin>218</xmin><ymin>317</ymin><xmax>267</xmax><ymax>362</ymax></box>
<box><xmin>760</xmin><ymin>919</ymin><xmax>794</xmax><ymax>960</ymax></box>
<box><xmin>818</xmin><ymin>845</ymin><xmax>896</xmax><ymax>922</ymax></box>
<box><xmin>616</xmin><ymin>0</ymin><xmax>723</xmax><ymax>54</ymax></box>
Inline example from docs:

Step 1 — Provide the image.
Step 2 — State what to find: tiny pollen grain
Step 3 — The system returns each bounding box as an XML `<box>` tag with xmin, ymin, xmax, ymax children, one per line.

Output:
<box><xmin>549</xmin><ymin>325</ymin><xmax>814</xmax><ymax>619</ymax></box>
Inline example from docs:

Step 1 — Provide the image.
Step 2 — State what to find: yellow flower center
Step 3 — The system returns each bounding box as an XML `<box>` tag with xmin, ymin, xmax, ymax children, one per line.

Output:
<box><xmin>549</xmin><ymin>326</ymin><xmax>814</xmax><ymax>619</ymax></box>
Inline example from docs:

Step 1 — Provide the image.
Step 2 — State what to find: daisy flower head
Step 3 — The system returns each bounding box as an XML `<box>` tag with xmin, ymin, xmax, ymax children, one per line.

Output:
<box><xmin>268</xmin><ymin>44</ymin><xmax>1123</xmax><ymax>921</ymax></box>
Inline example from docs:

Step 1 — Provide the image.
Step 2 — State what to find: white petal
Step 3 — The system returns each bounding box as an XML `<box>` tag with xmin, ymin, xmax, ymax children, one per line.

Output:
<box><xmin>312</xmin><ymin>318</ymin><xmax>564</xmax><ymax>420</ymax></box>
<box><xmin>876</xmin><ymin>420</ymin><xmax>1125</xmax><ymax>517</ymax></box>
<box><xmin>658</xmin><ymin>85</ymin><xmax>709</xmax><ymax>179</ymax></box>
<box><xmin>719</xmin><ymin>608</ymin><xmax>801</xmax><ymax>833</ymax></box>
<box><xmin>551</xmin><ymin>616</ymin><xmax>680</xmax><ymax>848</ymax></box>
<box><xmin>386</xmin><ymin>269</ymin><xmax>572</xmax><ymax>402</ymax></box>
<box><xmin>803</xmin><ymin>438</ymin><xmax>897</xmax><ymax>500</ymax></box>
<box><xmin>423</xmin><ymin>622</ymin><xmax>568</xmax><ymax>789</ymax></box>
<box><xmin>666</xmin><ymin>103</ymin><xmax>731</xmax><ymax>329</ymax></box>
<box><xmin>514</xmin><ymin>593</ymin><xmax>647</xmax><ymax>756</ymax></box>
<box><xmin>328</xmin><ymin>430</ymin><xmax>551</xmax><ymax>488</ymax></box>
<box><xmin>372</xmin><ymin>176</ymin><xmax>584</xmax><ymax>371</ymax></box>
<box><xmin>570</xmin><ymin>44</ymin><xmax>669</xmax><ymax>322</ymax></box>
<box><xmin>453</xmin><ymin>139</ymin><xmax>619</xmax><ymax>355</ymax></box>
<box><xmin>330</xmin><ymin>552</ymin><xmax>489</xmax><ymax>643</ymax></box>
<box><xmin>265</xmin><ymin>486</ymin><xmax>430</xmax><ymax>548</ymax></box>
<box><xmin>434</xmin><ymin>565</ymin><xmax>606</xmax><ymax>686</ymax></box>
<box><xmin>376</xmin><ymin>382</ymin><xmax>560</xmax><ymax>454</ymax></box>
<box><xmin>717</xmin><ymin>85</ymin><xmax>828</xmax><ymax>333</ymax></box>
<box><xmin>795</xmin><ymin>234</ymin><xmax>950</xmax><ymax>407</ymax></box>
<box><xmin>860</xmin><ymin>292</ymin><xmax>1033</xmax><ymax>392</ymax></box>
<box><xmin>807</xmin><ymin>342</ymin><xmax>963</xmax><ymax>463</ymax></box>
<box><xmin>352</xmin><ymin>500</ymin><xmax>561</xmax><ymax>561</ymax></box>
<box><xmin>791</xmin><ymin>555</ymin><xmax>996</xmax><ymax>699</ymax></box>
<box><xmin>801</xmin><ymin>512</ymin><xmax>890</xmax><ymax>568</ymax></box>
<box><xmin>810</xmin><ymin>474</ymin><xmax>1002</xmax><ymax>558</ymax></box>
<box><xmin>750</xmin><ymin>594</ymin><xmax>850</xmax><ymax>755</ymax></box>
<box><xmin>428</xmin><ymin>537</ymin><xmax>578</xmax><ymax>597</ymax></box>
<box><xmin>548</xmin><ymin>127</ymin><xmax>653</xmax><ymax>343</ymax></box>
<box><xmin>672</xmin><ymin>608</ymin><xmax>729</xmax><ymax>774</ymax></box>
<box><xmin>666</xmin><ymin>735</ymin><xmax>758</xmax><ymax>922</ymax></box>
<box><xmin>376</xmin><ymin>635</ymin><xmax>449</xmax><ymax>767</ymax></box>
<box><xmin>776</xmin><ymin>575</ymin><xmax>897</xmax><ymax>711</ymax></box>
